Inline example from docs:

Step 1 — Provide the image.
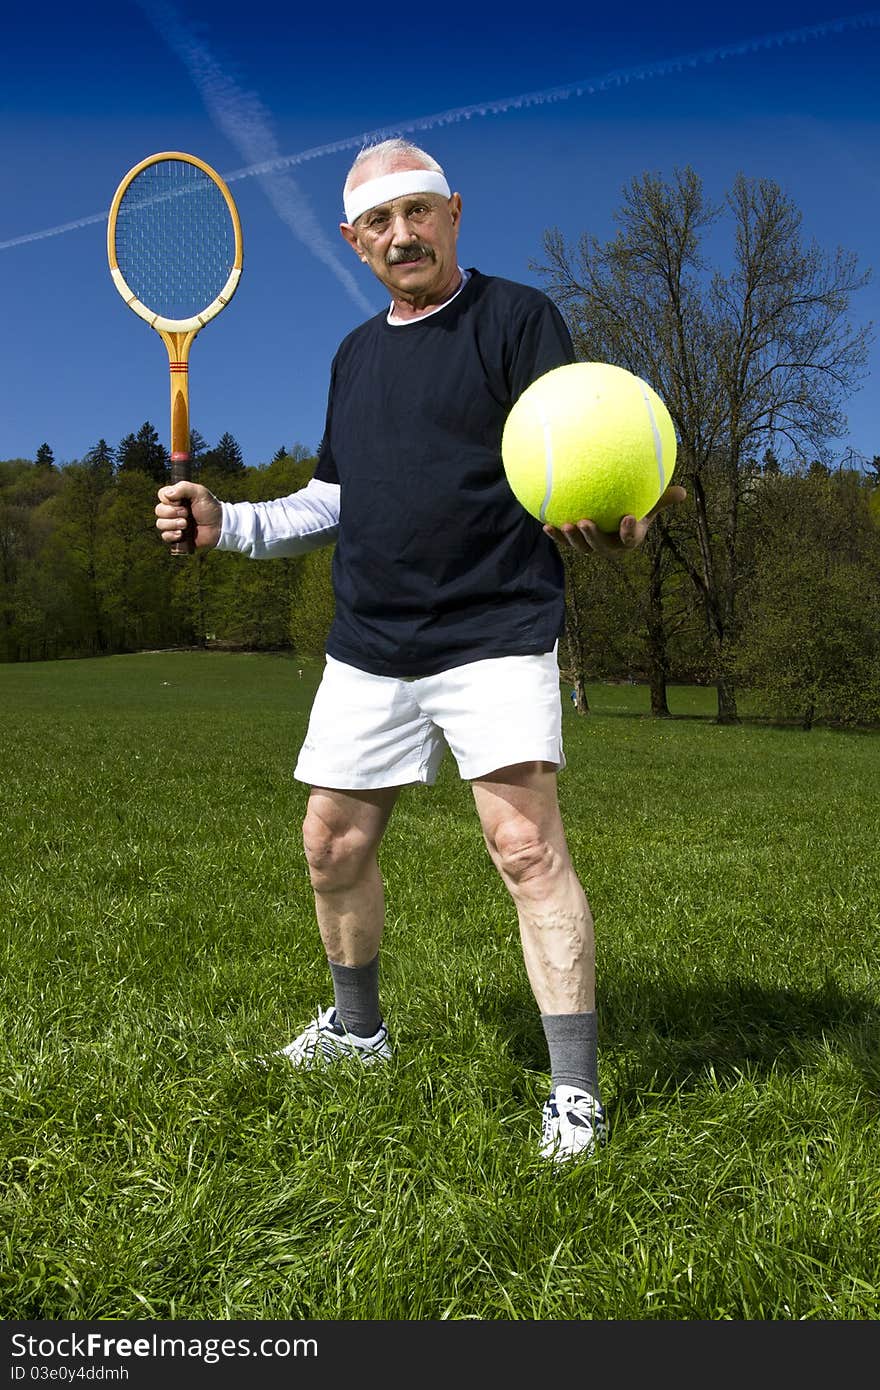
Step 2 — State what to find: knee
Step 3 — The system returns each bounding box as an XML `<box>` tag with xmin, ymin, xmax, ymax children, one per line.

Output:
<box><xmin>487</xmin><ymin>814</ymin><xmax>560</xmax><ymax>892</ymax></box>
<box><xmin>302</xmin><ymin>810</ymin><xmax>374</xmax><ymax>891</ymax></box>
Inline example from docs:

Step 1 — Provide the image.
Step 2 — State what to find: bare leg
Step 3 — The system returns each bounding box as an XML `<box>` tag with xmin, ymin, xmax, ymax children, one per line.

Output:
<box><xmin>301</xmin><ymin>785</ymin><xmax>400</xmax><ymax>967</ymax></box>
<box><xmin>470</xmin><ymin>761</ymin><xmax>594</xmax><ymax>1014</ymax></box>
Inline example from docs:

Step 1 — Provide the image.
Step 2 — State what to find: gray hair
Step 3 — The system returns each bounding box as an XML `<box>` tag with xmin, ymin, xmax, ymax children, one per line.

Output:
<box><xmin>343</xmin><ymin>139</ymin><xmax>445</xmax><ymax>197</ymax></box>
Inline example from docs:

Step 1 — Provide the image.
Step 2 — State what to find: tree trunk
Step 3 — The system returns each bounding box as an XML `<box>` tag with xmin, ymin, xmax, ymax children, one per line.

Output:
<box><xmin>649</xmin><ymin>670</ymin><xmax>670</xmax><ymax>717</ymax></box>
<box><xmin>561</xmin><ymin>552</ymin><xmax>590</xmax><ymax>715</ymax></box>
<box><xmin>571</xmin><ymin>671</ymin><xmax>589</xmax><ymax>715</ymax></box>
<box><xmin>646</xmin><ymin>529</ymin><xmax>671</xmax><ymax>717</ymax></box>
<box><xmin>715</xmin><ymin>671</ymin><xmax>740</xmax><ymax>724</ymax></box>
<box><xmin>691</xmin><ymin>474</ymin><xmax>740</xmax><ymax>724</ymax></box>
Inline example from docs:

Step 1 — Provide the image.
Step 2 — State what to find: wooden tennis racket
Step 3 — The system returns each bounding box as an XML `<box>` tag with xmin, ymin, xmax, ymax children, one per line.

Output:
<box><xmin>107</xmin><ymin>151</ymin><xmax>243</xmax><ymax>554</ymax></box>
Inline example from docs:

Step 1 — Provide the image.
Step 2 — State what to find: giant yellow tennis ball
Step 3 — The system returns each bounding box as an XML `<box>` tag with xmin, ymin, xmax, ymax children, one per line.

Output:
<box><xmin>501</xmin><ymin>361</ymin><xmax>677</xmax><ymax>532</ymax></box>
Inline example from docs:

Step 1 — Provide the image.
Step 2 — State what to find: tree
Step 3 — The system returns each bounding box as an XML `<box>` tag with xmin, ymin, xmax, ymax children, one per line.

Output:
<box><xmin>117</xmin><ymin>422</ymin><xmax>169</xmax><ymax>482</ymax></box>
<box><xmin>868</xmin><ymin>456</ymin><xmax>880</xmax><ymax>526</ymax></box>
<box><xmin>558</xmin><ymin>518</ymin><xmax>701</xmax><ymax>716</ymax></box>
<box><xmin>35</xmin><ymin>443</ymin><xmax>55</xmax><ymax>469</ymax></box>
<box><xmin>39</xmin><ymin>465</ymin><xmax>109</xmax><ymax>655</ymax></box>
<box><xmin>202</xmin><ymin>431</ymin><xmax>244</xmax><ymax>476</ymax></box>
<box><xmin>736</xmin><ymin>467</ymin><xmax>880</xmax><ymax>728</ymax></box>
<box><xmin>290</xmin><ymin>544</ymin><xmax>335</xmax><ymax>659</ymax></box>
<box><xmin>536</xmin><ymin>168</ymin><xmax>872</xmax><ymax>723</ymax></box>
<box><xmin>83</xmin><ymin>439</ymin><xmax>115</xmax><ymax>491</ymax></box>
<box><xmin>99</xmin><ymin>471</ymin><xmax>175</xmax><ymax>650</ymax></box>
<box><xmin>187</xmin><ymin>425</ymin><xmax>208</xmax><ymax>464</ymax></box>
<box><xmin>0</xmin><ymin>501</ymin><xmax>33</xmax><ymax>660</ymax></box>
<box><xmin>762</xmin><ymin>449</ymin><xmax>781</xmax><ymax>477</ymax></box>
<box><xmin>245</xmin><ymin>447</ymin><xmax>317</xmax><ymax>501</ymax></box>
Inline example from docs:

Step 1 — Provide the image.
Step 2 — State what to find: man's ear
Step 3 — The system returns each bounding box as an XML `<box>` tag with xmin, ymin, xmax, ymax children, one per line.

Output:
<box><xmin>340</xmin><ymin>222</ymin><xmax>368</xmax><ymax>262</ymax></box>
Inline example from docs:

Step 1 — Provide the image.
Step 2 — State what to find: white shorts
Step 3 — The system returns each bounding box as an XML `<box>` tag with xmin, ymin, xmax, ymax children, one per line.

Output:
<box><xmin>294</xmin><ymin>648</ymin><xmax>566</xmax><ymax>789</ymax></box>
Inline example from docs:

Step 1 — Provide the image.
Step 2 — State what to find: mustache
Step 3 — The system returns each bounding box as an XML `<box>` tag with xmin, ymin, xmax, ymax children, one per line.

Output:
<box><xmin>385</xmin><ymin>243</ymin><xmax>435</xmax><ymax>266</ymax></box>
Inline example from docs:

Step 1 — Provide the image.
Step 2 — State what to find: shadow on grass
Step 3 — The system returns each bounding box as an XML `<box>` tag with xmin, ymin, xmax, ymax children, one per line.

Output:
<box><xmin>574</xmin><ymin>710</ymin><xmax>719</xmax><ymax>722</ymax></box>
<box><xmin>486</xmin><ymin>973</ymin><xmax>880</xmax><ymax>1099</ymax></box>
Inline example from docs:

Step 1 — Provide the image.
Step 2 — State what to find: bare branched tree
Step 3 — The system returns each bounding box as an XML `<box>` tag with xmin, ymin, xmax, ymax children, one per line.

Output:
<box><xmin>534</xmin><ymin>167</ymin><xmax>872</xmax><ymax>722</ymax></box>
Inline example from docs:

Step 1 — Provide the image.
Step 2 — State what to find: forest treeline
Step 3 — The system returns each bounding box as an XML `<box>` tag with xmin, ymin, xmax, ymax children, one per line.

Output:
<box><xmin>2</xmin><ymin>438</ymin><xmax>878</xmax><ymax>731</ymax></box>
<box><xmin>2</xmin><ymin>168</ymin><xmax>879</xmax><ymax>729</ymax></box>
<box><xmin>0</xmin><ymin>434</ymin><xmax>327</xmax><ymax>670</ymax></box>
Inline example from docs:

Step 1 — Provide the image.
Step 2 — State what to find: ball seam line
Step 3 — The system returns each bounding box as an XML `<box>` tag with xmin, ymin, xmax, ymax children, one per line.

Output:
<box><xmin>639</xmin><ymin>381</ymin><xmax>667</xmax><ymax>496</ymax></box>
<box><xmin>536</xmin><ymin>396</ymin><xmax>555</xmax><ymax>524</ymax></box>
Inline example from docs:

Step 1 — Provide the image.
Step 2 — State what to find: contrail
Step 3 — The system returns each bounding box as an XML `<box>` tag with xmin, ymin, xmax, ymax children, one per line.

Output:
<box><xmin>2</xmin><ymin>9</ymin><xmax>878</xmax><ymax>253</ymax></box>
<box><xmin>135</xmin><ymin>0</ymin><xmax>378</xmax><ymax>315</ymax></box>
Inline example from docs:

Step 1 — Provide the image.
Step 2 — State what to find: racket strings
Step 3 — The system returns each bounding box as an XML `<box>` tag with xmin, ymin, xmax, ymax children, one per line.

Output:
<box><xmin>114</xmin><ymin>160</ymin><xmax>236</xmax><ymax>320</ymax></box>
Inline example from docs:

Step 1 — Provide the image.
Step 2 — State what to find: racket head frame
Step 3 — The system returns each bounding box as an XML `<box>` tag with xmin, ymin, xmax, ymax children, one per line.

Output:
<box><xmin>107</xmin><ymin>150</ymin><xmax>243</xmax><ymax>336</ymax></box>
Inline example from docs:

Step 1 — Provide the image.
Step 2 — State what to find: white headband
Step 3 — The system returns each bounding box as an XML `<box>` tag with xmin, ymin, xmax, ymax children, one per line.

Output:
<box><xmin>344</xmin><ymin>170</ymin><xmax>451</xmax><ymax>224</ymax></box>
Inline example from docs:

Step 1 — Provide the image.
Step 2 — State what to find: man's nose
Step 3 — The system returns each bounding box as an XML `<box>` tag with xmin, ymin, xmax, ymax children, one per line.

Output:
<box><xmin>389</xmin><ymin>210</ymin><xmax>418</xmax><ymax>240</ymax></box>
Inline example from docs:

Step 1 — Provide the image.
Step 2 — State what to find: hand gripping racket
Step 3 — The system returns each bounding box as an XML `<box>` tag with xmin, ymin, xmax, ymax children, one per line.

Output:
<box><xmin>107</xmin><ymin>151</ymin><xmax>243</xmax><ymax>554</ymax></box>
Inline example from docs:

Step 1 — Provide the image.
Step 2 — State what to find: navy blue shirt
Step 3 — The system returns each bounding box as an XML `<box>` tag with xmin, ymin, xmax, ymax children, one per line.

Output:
<box><xmin>314</xmin><ymin>268</ymin><xmax>575</xmax><ymax>677</ymax></box>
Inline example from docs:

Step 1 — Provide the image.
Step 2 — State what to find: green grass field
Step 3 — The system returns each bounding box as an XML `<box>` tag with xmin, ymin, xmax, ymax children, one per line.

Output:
<box><xmin>2</xmin><ymin>652</ymin><xmax>879</xmax><ymax>1320</ymax></box>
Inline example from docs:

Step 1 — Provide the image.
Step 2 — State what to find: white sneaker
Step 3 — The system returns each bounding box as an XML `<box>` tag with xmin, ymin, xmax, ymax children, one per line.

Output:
<box><xmin>540</xmin><ymin>1085</ymin><xmax>608</xmax><ymax>1162</ymax></box>
<box><xmin>274</xmin><ymin>1006</ymin><xmax>392</xmax><ymax>1068</ymax></box>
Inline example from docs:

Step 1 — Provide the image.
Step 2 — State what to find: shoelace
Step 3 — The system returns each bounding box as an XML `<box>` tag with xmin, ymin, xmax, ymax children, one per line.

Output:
<box><xmin>288</xmin><ymin>1012</ymin><xmax>330</xmax><ymax>1060</ymax></box>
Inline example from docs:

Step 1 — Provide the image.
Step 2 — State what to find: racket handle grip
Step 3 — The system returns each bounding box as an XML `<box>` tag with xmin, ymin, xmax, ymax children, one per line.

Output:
<box><xmin>170</xmin><ymin>455</ymin><xmax>195</xmax><ymax>557</ymax></box>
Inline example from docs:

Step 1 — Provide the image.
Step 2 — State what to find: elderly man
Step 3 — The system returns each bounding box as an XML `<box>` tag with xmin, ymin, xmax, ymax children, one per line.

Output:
<box><xmin>156</xmin><ymin>138</ymin><xmax>683</xmax><ymax>1162</ymax></box>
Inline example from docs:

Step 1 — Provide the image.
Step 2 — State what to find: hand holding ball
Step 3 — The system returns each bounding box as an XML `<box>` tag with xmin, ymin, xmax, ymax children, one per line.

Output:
<box><xmin>502</xmin><ymin>362</ymin><xmax>677</xmax><ymax>533</ymax></box>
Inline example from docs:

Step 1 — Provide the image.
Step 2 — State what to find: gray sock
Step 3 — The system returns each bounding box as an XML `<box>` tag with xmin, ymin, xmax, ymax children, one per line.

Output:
<box><xmin>328</xmin><ymin>953</ymin><xmax>381</xmax><ymax>1039</ymax></box>
<box><xmin>540</xmin><ymin>1011</ymin><xmax>600</xmax><ymax>1104</ymax></box>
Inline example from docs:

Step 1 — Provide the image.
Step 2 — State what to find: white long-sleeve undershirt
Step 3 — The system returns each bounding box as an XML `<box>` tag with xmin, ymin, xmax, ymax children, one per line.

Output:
<box><xmin>217</xmin><ymin>477</ymin><xmax>340</xmax><ymax>559</ymax></box>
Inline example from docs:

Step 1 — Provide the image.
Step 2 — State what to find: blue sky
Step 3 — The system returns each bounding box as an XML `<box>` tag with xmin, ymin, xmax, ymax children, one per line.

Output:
<box><xmin>1</xmin><ymin>1</ymin><xmax>877</xmax><ymax>468</ymax></box>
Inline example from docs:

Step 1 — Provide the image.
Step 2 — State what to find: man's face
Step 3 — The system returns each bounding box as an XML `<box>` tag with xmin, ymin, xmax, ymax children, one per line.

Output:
<box><xmin>340</xmin><ymin>164</ymin><xmax>462</xmax><ymax>303</ymax></box>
